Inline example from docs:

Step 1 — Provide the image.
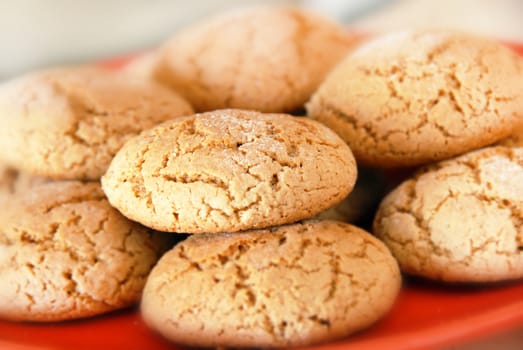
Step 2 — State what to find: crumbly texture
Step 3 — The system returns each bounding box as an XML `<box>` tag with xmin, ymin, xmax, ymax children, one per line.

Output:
<box><xmin>155</xmin><ymin>6</ymin><xmax>357</xmax><ymax>112</ymax></box>
<box><xmin>141</xmin><ymin>220</ymin><xmax>401</xmax><ymax>348</ymax></box>
<box><xmin>0</xmin><ymin>181</ymin><xmax>173</xmax><ymax>322</ymax></box>
<box><xmin>0</xmin><ymin>66</ymin><xmax>194</xmax><ymax>180</ymax></box>
<box><xmin>316</xmin><ymin>167</ymin><xmax>386</xmax><ymax>224</ymax></box>
<box><xmin>373</xmin><ymin>146</ymin><xmax>523</xmax><ymax>282</ymax></box>
<box><xmin>102</xmin><ymin>109</ymin><xmax>356</xmax><ymax>233</ymax></box>
<box><xmin>307</xmin><ymin>30</ymin><xmax>523</xmax><ymax>167</ymax></box>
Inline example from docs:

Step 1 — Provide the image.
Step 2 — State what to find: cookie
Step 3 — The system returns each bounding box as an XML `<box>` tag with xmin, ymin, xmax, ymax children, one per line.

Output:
<box><xmin>101</xmin><ymin>109</ymin><xmax>357</xmax><ymax>233</ymax></box>
<box><xmin>154</xmin><ymin>6</ymin><xmax>357</xmax><ymax>112</ymax></box>
<box><xmin>307</xmin><ymin>30</ymin><xmax>523</xmax><ymax>167</ymax></box>
<box><xmin>141</xmin><ymin>220</ymin><xmax>401</xmax><ymax>348</ymax></box>
<box><xmin>0</xmin><ymin>181</ymin><xmax>173</xmax><ymax>321</ymax></box>
<box><xmin>0</xmin><ymin>65</ymin><xmax>193</xmax><ymax>180</ymax></box>
<box><xmin>316</xmin><ymin>167</ymin><xmax>386</xmax><ymax>224</ymax></box>
<box><xmin>373</xmin><ymin>146</ymin><xmax>523</xmax><ymax>282</ymax></box>
<box><xmin>102</xmin><ymin>109</ymin><xmax>357</xmax><ymax>233</ymax></box>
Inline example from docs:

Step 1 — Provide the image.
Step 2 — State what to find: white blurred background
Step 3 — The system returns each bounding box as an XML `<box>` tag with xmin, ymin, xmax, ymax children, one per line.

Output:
<box><xmin>1</xmin><ymin>0</ymin><xmax>522</xmax><ymax>79</ymax></box>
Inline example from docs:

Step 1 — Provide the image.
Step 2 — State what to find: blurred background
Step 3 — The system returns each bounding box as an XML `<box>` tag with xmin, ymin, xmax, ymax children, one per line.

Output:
<box><xmin>1</xmin><ymin>0</ymin><xmax>522</xmax><ymax>80</ymax></box>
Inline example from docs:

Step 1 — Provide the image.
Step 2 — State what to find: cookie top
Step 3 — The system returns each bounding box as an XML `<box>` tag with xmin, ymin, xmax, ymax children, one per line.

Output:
<box><xmin>102</xmin><ymin>109</ymin><xmax>357</xmax><ymax>234</ymax></box>
<box><xmin>373</xmin><ymin>146</ymin><xmax>523</xmax><ymax>282</ymax></box>
<box><xmin>155</xmin><ymin>6</ymin><xmax>356</xmax><ymax>112</ymax></box>
<box><xmin>141</xmin><ymin>220</ymin><xmax>401</xmax><ymax>348</ymax></box>
<box><xmin>307</xmin><ymin>30</ymin><xmax>523</xmax><ymax>167</ymax></box>
<box><xmin>0</xmin><ymin>181</ymin><xmax>173</xmax><ymax>321</ymax></box>
<box><xmin>0</xmin><ymin>65</ymin><xmax>193</xmax><ymax>180</ymax></box>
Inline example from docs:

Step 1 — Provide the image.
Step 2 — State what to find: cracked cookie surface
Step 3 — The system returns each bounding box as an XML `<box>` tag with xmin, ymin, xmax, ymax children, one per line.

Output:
<box><xmin>102</xmin><ymin>109</ymin><xmax>357</xmax><ymax>233</ymax></box>
<box><xmin>0</xmin><ymin>66</ymin><xmax>193</xmax><ymax>180</ymax></box>
<box><xmin>0</xmin><ymin>181</ymin><xmax>173</xmax><ymax>321</ymax></box>
<box><xmin>373</xmin><ymin>146</ymin><xmax>523</xmax><ymax>282</ymax></box>
<box><xmin>141</xmin><ymin>220</ymin><xmax>401</xmax><ymax>348</ymax></box>
<box><xmin>155</xmin><ymin>6</ymin><xmax>357</xmax><ymax>112</ymax></box>
<box><xmin>307</xmin><ymin>30</ymin><xmax>523</xmax><ymax>167</ymax></box>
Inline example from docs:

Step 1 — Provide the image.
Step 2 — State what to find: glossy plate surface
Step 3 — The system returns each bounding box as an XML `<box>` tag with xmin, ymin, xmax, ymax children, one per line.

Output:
<box><xmin>1</xmin><ymin>41</ymin><xmax>522</xmax><ymax>350</ymax></box>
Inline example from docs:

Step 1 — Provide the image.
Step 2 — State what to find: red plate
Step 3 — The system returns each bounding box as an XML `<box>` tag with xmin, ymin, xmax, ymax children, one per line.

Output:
<box><xmin>1</xmin><ymin>279</ymin><xmax>522</xmax><ymax>350</ymax></box>
<box><xmin>1</xmin><ymin>41</ymin><xmax>522</xmax><ymax>350</ymax></box>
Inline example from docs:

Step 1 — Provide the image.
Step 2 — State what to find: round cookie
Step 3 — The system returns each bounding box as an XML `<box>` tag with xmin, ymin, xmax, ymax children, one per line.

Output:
<box><xmin>0</xmin><ymin>65</ymin><xmax>193</xmax><ymax>180</ymax></box>
<box><xmin>307</xmin><ymin>30</ymin><xmax>523</xmax><ymax>167</ymax></box>
<box><xmin>315</xmin><ymin>167</ymin><xmax>386</xmax><ymax>224</ymax></box>
<box><xmin>102</xmin><ymin>109</ymin><xmax>357</xmax><ymax>234</ymax></box>
<box><xmin>0</xmin><ymin>181</ymin><xmax>173</xmax><ymax>322</ymax></box>
<box><xmin>373</xmin><ymin>146</ymin><xmax>523</xmax><ymax>282</ymax></box>
<box><xmin>141</xmin><ymin>220</ymin><xmax>401</xmax><ymax>348</ymax></box>
<box><xmin>154</xmin><ymin>6</ymin><xmax>357</xmax><ymax>112</ymax></box>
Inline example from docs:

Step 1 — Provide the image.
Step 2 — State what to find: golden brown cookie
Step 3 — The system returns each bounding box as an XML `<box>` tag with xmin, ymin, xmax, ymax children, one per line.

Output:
<box><xmin>307</xmin><ymin>30</ymin><xmax>523</xmax><ymax>167</ymax></box>
<box><xmin>0</xmin><ymin>181</ymin><xmax>173</xmax><ymax>322</ymax></box>
<box><xmin>316</xmin><ymin>167</ymin><xmax>386</xmax><ymax>224</ymax></box>
<box><xmin>373</xmin><ymin>146</ymin><xmax>523</xmax><ymax>282</ymax></box>
<box><xmin>102</xmin><ymin>109</ymin><xmax>357</xmax><ymax>234</ymax></box>
<box><xmin>0</xmin><ymin>66</ymin><xmax>193</xmax><ymax>180</ymax></box>
<box><xmin>141</xmin><ymin>220</ymin><xmax>401</xmax><ymax>348</ymax></box>
<box><xmin>154</xmin><ymin>6</ymin><xmax>357</xmax><ymax>112</ymax></box>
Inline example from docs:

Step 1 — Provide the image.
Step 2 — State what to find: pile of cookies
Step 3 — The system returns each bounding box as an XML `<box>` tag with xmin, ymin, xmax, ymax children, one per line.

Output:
<box><xmin>100</xmin><ymin>109</ymin><xmax>401</xmax><ymax>348</ymax></box>
<box><xmin>0</xmin><ymin>66</ymin><xmax>193</xmax><ymax>321</ymax></box>
<box><xmin>306</xmin><ymin>29</ymin><xmax>523</xmax><ymax>283</ymax></box>
<box><xmin>1</xmin><ymin>4</ymin><xmax>523</xmax><ymax>349</ymax></box>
